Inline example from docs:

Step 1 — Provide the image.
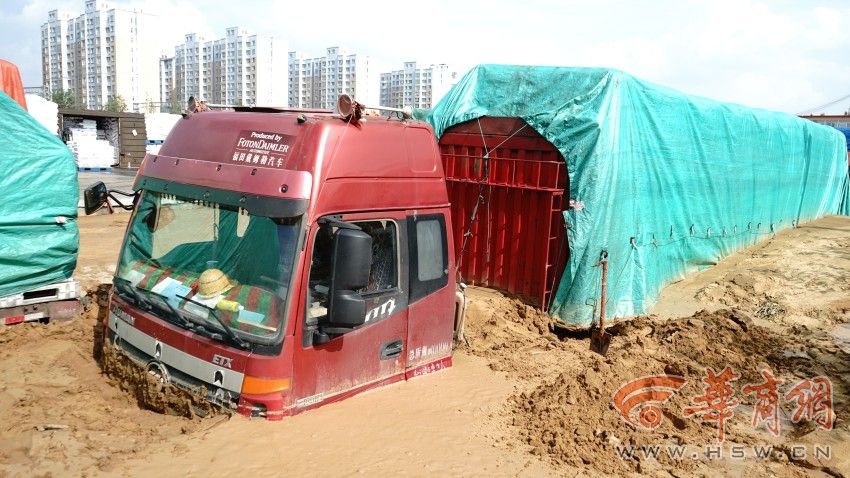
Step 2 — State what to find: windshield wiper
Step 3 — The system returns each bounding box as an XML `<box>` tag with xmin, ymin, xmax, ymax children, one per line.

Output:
<box><xmin>178</xmin><ymin>294</ymin><xmax>251</xmax><ymax>350</ymax></box>
<box><xmin>114</xmin><ymin>277</ymin><xmax>196</xmax><ymax>330</ymax></box>
<box><xmin>142</xmin><ymin>288</ymin><xmax>196</xmax><ymax>330</ymax></box>
<box><xmin>113</xmin><ymin>277</ymin><xmax>152</xmax><ymax>311</ymax></box>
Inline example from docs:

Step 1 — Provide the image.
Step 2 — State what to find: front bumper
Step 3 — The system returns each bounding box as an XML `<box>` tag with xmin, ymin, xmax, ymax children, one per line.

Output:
<box><xmin>106</xmin><ymin>311</ymin><xmax>241</xmax><ymax>411</ymax></box>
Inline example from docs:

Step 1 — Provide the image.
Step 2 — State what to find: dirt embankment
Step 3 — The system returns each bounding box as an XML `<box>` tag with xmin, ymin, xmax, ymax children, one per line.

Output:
<box><xmin>460</xmin><ymin>216</ymin><xmax>850</xmax><ymax>477</ymax></box>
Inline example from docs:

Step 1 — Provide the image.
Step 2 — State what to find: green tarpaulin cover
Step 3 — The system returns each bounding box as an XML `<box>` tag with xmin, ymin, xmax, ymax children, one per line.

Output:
<box><xmin>0</xmin><ymin>91</ymin><xmax>78</xmax><ymax>298</ymax></box>
<box><xmin>427</xmin><ymin>65</ymin><xmax>850</xmax><ymax>326</ymax></box>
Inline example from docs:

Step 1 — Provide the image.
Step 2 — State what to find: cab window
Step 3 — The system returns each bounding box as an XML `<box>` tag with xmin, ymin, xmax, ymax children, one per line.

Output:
<box><xmin>306</xmin><ymin>220</ymin><xmax>398</xmax><ymax>324</ymax></box>
<box><xmin>408</xmin><ymin>214</ymin><xmax>448</xmax><ymax>302</ymax></box>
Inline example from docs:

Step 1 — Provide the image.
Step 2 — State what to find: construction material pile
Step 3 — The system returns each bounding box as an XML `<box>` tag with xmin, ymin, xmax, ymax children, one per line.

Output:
<box><xmin>65</xmin><ymin>118</ymin><xmax>116</xmax><ymax>169</ymax></box>
<box><xmin>144</xmin><ymin>113</ymin><xmax>179</xmax><ymax>140</ymax></box>
<box><xmin>24</xmin><ymin>94</ymin><xmax>59</xmax><ymax>135</ymax></box>
<box><xmin>144</xmin><ymin>113</ymin><xmax>180</xmax><ymax>155</ymax></box>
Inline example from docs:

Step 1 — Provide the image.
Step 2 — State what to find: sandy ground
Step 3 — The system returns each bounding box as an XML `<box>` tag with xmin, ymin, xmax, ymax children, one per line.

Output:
<box><xmin>74</xmin><ymin>210</ymin><xmax>129</xmax><ymax>290</ymax></box>
<box><xmin>0</xmin><ymin>213</ymin><xmax>848</xmax><ymax>477</ymax></box>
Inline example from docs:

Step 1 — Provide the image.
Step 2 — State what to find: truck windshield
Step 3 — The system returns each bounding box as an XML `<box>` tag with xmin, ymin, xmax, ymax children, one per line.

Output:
<box><xmin>115</xmin><ymin>190</ymin><xmax>299</xmax><ymax>344</ymax></box>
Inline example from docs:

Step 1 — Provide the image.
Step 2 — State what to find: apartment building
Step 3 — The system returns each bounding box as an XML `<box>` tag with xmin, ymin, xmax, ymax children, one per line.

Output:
<box><xmin>41</xmin><ymin>0</ymin><xmax>159</xmax><ymax>110</ymax></box>
<box><xmin>379</xmin><ymin>62</ymin><xmax>456</xmax><ymax>109</ymax></box>
<box><xmin>42</xmin><ymin>10</ymin><xmax>72</xmax><ymax>95</ymax></box>
<box><xmin>160</xmin><ymin>27</ymin><xmax>283</xmax><ymax>110</ymax></box>
<box><xmin>159</xmin><ymin>56</ymin><xmax>175</xmax><ymax>111</ymax></box>
<box><xmin>288</xmin><ymin>47</ymin><xmax>373</xmax><ymax>109</ymax></box>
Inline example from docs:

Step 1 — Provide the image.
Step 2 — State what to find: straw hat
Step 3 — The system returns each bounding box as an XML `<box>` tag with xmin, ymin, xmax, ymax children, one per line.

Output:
<box><xmin>197</xmin><ymin>268</ymin><xmax>235</xmax><ymax>298</ymax></box>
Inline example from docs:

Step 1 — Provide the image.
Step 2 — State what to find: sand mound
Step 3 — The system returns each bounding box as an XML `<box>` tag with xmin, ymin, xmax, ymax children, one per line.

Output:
<box><xmin>460</xmin><ymin>286</ymin><xmax>850</xmax><ymax>477</ymax></box>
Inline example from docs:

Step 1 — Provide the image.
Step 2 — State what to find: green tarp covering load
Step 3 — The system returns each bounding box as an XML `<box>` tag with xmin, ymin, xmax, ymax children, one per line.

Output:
<box><xmin>427</xmin><ymin>65</ymin><xmax>850</xmax><ymax>327</ymax></box>
<box><xmin>0</xmin><ymin>91</ymin><xmax>79</xmax><ymax>298</ymax></box>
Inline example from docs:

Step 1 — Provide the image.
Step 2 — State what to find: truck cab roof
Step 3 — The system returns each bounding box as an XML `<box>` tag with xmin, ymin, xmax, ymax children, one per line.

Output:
<box><xmin>136</xmin><ymin>109</ymin><xmax>448</xmax><ymax>215</ymax></box>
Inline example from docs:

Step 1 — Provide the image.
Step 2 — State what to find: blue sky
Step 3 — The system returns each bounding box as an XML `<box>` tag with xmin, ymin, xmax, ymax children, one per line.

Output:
<box><xmin>2</xmin><ymin>0</ymin><xmax>849</xmax><ymax>114</ymax></box>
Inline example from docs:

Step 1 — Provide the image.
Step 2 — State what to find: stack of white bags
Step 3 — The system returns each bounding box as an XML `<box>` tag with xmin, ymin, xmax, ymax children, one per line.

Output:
<box><xmin>24</xmin><ymin>94</ymin><xmax>59</xmax><ymax>135</ymax></box>
<box><xmin>144</xmin><ymin>113</ymin><xmax>180</xmax><ymax>155</ymax></box>
<box><xmin>66</xmin><ymin>119</ymin><xmax>116</xmax><ymax>169</ymax></box>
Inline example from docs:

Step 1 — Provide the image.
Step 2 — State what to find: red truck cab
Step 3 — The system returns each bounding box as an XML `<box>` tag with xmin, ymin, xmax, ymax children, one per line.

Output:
<box><xmin>98</xmin><ymin>107</ymin><xmax>456</xmax><ymax>419</ymax></box>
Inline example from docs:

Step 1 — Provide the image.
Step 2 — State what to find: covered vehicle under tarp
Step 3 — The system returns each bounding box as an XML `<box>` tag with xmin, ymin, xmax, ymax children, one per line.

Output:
<box><xmin>427</xmin><ymin>65</ymin><xmax>850</xmax><ymax>327</ymax></box>
<box><xmin>0</xmin><ymin>91</ymin><xmax>79</xmax><ymax>298</ymax></box>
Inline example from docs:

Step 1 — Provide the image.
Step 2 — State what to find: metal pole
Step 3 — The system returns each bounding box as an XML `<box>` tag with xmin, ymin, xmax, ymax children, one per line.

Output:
<box><xmin>599</xmin><ymin>254</ymin><xmax>607</xmax><ymax>331</ymax></box>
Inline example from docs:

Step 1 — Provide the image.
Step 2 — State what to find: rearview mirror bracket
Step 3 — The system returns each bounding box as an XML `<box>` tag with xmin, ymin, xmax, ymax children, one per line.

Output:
<box><xmin>83</xmin><ymin>181</ymin><xmax>138</xmax><ymax>215</ymax></box>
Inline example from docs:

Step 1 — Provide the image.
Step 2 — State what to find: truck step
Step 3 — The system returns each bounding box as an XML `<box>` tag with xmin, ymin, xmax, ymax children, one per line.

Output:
<box><xmin>77</xmin><ymin>167</ymin><xmax>112</xmax><ymax>172</ymax></box>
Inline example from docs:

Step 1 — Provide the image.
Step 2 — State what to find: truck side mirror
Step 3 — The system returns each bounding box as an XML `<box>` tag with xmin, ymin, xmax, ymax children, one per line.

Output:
<box><xmin>83</xmin><ymin>181</ymin><xmax>109</xmax><ymax>215</ymax></box>
<box><xmin>326</xmin><ymin>228</ymin><xmax>372</xmax><ymax>329</ymax></box>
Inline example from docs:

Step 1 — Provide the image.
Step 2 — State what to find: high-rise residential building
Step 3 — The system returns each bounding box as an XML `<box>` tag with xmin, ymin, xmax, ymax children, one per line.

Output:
<box><xmin>160</xmin><ymin>27</ymin><xmax>284</xmax><ymax>110</ymax></box>
<box><xmin>379</xmin><ymin>62</ymin><xmax>457</xmax><ymax>110</ymax></box>
<box><xmin>42</xmin><ymin>10</ymin><xmax>72</xmax><ymax>95</ymax></box>
<box><xmin>41</xmin><ymin>0</ymin><xmax>159</xmax><ymax>110</ymax></box>
<box><xmin>288</xmin><ymin>47</ymin><xmax>373</xmax><ymax>109</ymax></box>
<box><xmin>159</xmin><ymin>55</ymin><xmax>175</xmax><ymax>112</ymax></box>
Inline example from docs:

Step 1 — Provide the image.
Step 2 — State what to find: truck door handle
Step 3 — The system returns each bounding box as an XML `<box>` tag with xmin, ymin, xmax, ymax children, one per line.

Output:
<box><xmin>380</xmin><ymin>339</ymin><xmax>403</xmax><ymax>360</ymax></box>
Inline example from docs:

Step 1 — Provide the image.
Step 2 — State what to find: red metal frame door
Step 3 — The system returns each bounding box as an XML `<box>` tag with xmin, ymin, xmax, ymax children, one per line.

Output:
<box><xmin>440</xmin><ymin>117</ymin><xmax>568</xmax><ymax>309</ymax></box>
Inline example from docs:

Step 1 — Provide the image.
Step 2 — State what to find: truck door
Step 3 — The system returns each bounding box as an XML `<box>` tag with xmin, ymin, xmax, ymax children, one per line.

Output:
<box><xmin>404</xmin><ymin>211</ymin><xmax>454</xmax><ymax>376</ymax></box>
<box><xmin>292</xmin><ymin>212</ymin><xmax>409</xmax><ymax>407</ymax></box>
